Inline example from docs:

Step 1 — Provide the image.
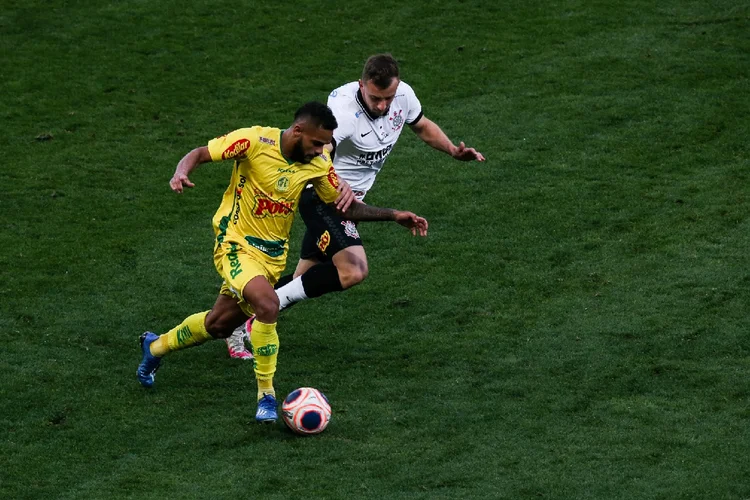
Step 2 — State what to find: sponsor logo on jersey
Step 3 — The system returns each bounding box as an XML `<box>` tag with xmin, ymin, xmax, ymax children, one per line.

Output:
<box><xmin>277</xmin><ymin>167</ymin><xmax>297</xmax><ymax>174</ymax></box>
<box><xmin>244</xmin><ymin>235</ymin><xmax>286</xmax><ymax>257</ymax></box>
<box><xmin>317</xmin><ymin>230</ymin><xmax>331</xmax><ymax>253</ymax></box>
<box><xmin>341</xmin><ymin>221</ymin><xmax>360</xmax><ymax>239</ymax></box>
<box><xmin>222</xmin><ymin>138</ymin><xmax>251</xmax><ymax>160</ymax></box>
<box><xmin>327</xmin><ymin>166</ymin><xmax>340</xmax><ymax>188</ymax></box>
<box><xmin>233</xmin><ymin>175</ymin><xmax>247</xmax><ymax>225</ymax></box>
<box><xmin>276</xmin><ymin>177</ymin><xmax>290</xmax><ymax>193</ymax></box>
<box><xmin>258</xmin><ymin>136</ymin><xmax>276</xmax><ymax>146</ymax></box>
<box><xmin>252</xmin><ymin>193</ymin><xmax>295</xmax><ymax>218</ymax></box>
<box><xmin>356</xmin><ymin>144</ymin><xmax>393</xmax><ymax>166</ymax></box>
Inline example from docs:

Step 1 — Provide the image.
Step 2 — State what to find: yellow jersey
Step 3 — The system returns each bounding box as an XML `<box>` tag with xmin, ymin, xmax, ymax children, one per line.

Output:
<box><xmin>207</xmin><ymin>126</ymin><xmax>340</xmax><ymax>259</ymax></box>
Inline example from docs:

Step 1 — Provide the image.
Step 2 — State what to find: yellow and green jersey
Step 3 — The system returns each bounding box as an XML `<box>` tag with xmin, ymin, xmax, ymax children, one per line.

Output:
<box><xmin>207</xmin><ymin>126</ymin><xmax>340</xmax><ymax>259</ymax></box>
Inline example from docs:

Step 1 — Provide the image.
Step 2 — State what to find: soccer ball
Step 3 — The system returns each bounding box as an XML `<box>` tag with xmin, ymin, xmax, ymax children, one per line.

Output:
<box><xmin>282</xmin><ymin>387</ymin><xmax>331</xmax><ymax>435</ymax></box>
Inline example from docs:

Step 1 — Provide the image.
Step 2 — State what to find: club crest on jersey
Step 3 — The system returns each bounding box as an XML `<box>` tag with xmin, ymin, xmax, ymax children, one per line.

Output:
<box><xmin>341</xmin><ymin>221</ymin><xmax>360</xmax><ymax>239</ymax></box>
<box><xmin>327</xmin><ymin>166</ymin><xmax>340</xmax><ymax>188</ymax></box>
<box><xmin>317</xmin><ymin>230</ymin><xmax>331</xmax><ymax>253</ymax></box>
<box><xmin>222</xmin><ymin>139</ymin><xmax>251</xmax><ymax>160</ymax></box>
<box><xmin>390</xmin><ymin>110</ymin><xmax>404</xmax><ymax>131</ymax></box>
<box><xmin>276</xmin><ymin>177</ymin><xmax>290</xmax><ymax>193</ymax></box>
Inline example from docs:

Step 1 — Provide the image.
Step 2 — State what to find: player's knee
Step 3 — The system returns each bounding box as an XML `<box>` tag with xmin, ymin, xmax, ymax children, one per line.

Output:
<box><xmin>338</xmin><ymin>260</ymin><xmax>368</xmax><ymax>289</ymax></box>
<box><xmin>252</xmin><ymin>294</ymin><xmax>280</xmax><ymax>323</ymax></box>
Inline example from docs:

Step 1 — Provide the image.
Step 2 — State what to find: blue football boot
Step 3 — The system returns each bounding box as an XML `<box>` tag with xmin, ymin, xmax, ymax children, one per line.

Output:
<box><xmin>136</xmin><ymin>332</ymin><xmax>162</xmax><ymax>388</ymax></box>
<box><xmin>255</xmin><ymin>393</ymin><xmax>278</xmax><ymax>423</ymax></box>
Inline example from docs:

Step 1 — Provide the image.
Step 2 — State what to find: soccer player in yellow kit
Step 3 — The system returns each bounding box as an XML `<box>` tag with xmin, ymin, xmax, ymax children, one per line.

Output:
<box><xmin>136</xmin><ymin>102</ymin><xmax>428</xmax><ymax>422</ymax></box>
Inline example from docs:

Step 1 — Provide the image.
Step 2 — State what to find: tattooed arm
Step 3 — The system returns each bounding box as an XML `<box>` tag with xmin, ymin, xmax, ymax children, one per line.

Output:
<box><xmin>341</xmin><ymin>202</ymin><xmax>396</xmax><ymax>221</ymax></box>
<box><xmin>334</xmin><ymin>202</ymin><xmax>429</xmax><ymax>236</ymax></box>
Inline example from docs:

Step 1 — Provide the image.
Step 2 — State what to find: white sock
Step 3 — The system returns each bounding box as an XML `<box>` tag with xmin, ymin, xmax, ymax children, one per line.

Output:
<box><xmin>276</xmin><ymin>276</ymin><xmax>308</xmax><ymax>310</ymax></box>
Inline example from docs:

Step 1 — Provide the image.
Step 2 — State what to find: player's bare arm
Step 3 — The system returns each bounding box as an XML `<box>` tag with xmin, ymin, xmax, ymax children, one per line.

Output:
<box><xmin>334</xmin><ymin>179</ymin><xmax>356</xmax><ymax>213</ymax></box>
<box><xmin>170</xmin><ymin>146</ymin><xmax>213</xmax><ymax>193</ymax></box>
<box><xmin>409</xmin><ymin>117</ymin><xmax>486</xmax><ymax>162</ymax></box>
<box><xmin>335</xmin><ymin>202</ymin><xmax>428</xmax><ymax>236</ymax></box>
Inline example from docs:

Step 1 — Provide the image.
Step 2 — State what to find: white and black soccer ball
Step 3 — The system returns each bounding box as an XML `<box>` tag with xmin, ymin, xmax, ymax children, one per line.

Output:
<box><xmin>282</xmin><ymin>387</ymin><xmax>331</xmax><ymax>435</ymax></box>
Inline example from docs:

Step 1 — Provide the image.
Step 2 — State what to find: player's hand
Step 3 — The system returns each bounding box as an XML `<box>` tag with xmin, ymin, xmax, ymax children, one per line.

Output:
<box><xmin>335</xmin><ymin>179</ymin><xmax>356</xmax><ymax>212</ymax></box>
<box><xmin>170</xmin><ymin>172</ymin><xmax>195</xmax><ymax>193</ymax></box>
<box><xmin>394</xmin><ymin>211</ymin><xmax>429</xmax><ymax>237</ymax></box>
<box><xmin>452</xmin><ymin>142</ymin><xmax>485</xmax><ymax>162</ymax></box>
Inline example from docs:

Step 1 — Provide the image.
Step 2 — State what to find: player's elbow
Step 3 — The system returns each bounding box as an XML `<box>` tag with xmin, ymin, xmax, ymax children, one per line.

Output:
<box><xmin>193</xmin><ymin>146</ymin><xmax>213</xmax><ymax>164</ymax></box>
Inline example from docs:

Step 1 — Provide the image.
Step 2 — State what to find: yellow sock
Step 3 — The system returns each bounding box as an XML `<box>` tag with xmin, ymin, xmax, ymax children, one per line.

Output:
<box><xmin>250</xmin><ymin>320</ymin><xmax>279</xmax><ymax>400</ymax></box>
<box><xmin>150</xmin><ymin>311</ymin><xmax>213</xmax><ymax>357</ymax></box>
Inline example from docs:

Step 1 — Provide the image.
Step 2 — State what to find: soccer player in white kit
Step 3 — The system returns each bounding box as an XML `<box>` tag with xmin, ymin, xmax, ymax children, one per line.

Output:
<box><xmin>225</xmin><ymin>54</ymin><xmax>484</xmax><ymax>359</ymax></box>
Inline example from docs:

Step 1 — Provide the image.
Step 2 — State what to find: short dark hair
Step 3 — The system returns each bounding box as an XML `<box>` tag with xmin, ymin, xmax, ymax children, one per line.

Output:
<box><xmin>362</xmin><ymin>53</ymin><xmax>400</xmax><ymax>89</ymax></box>
<box><xmin>293</xmin><ymin>101</ymin><xmax>338</xmax><ymax>130</ymax></box>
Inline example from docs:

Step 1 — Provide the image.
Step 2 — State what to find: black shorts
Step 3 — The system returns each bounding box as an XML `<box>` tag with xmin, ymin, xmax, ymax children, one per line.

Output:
<box><xmin>299</xmin><ymin>187</ymin><xmax>363</xmax><ymax>261</ymax></box>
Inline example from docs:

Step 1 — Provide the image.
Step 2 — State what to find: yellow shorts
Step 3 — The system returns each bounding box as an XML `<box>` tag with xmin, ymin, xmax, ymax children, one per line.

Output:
<box><xmin>213</xmin><ymin>240</ymin><xmax>286</xmax><ymax>317</ymax></box>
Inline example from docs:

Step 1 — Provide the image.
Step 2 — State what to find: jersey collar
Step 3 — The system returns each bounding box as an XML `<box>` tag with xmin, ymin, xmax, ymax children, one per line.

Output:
<box><xmin>356</xmin><ymin>89</ymin><xmax>384</xmax><ymax>122</ymax></box>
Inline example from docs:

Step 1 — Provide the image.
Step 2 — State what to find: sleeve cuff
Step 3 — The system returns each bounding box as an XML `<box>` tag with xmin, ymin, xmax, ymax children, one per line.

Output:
<box><xmin>407</xmin><ymin>111</ymin><xmax>424</xmax><ymax>125</ymax></box>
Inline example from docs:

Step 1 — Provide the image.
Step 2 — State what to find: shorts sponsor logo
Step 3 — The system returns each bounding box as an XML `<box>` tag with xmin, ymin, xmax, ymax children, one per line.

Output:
<box><xmin>317</xmin><ymin>230</ymin><xmax>331</xmax><ymax>252</ymax></box>
<box><xmin>228</xmin><ymin>242</ymin><xmax>243</xmax><ymax>279</ymax></box>
<box><xmin>222</xmin><ymin>138</ymin><xmax>251</xmax><ymax>160</ymax></box>
<box><xmin>258</xmin><ymin>136</ymin><xmax>276</xmax><ymax>146</ymax></box>
<box><xmin>341</xmin><ymin>221</ymin><xmax>360</xmax><ymax>239</ymax></box>
<box><xmin>327</xmin><ymin>166</ymin><xmax>340</xmax><ymax>189</ymax></box>
<box><xmin>276</xmin><ymin>176</ymin><xmax>289</xmax><ymax>193</ymax></box>
<box><xmin>253</xmin><ymin>195</ymin><xmax>295</xmax><ymax>218</ymax></box>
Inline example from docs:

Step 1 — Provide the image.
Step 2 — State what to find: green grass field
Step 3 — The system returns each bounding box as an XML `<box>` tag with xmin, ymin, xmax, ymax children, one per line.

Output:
<box><xmin>2</xmin><ymin>0</ymin><xmax>749</xmax><ymax>498</ymax></box>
